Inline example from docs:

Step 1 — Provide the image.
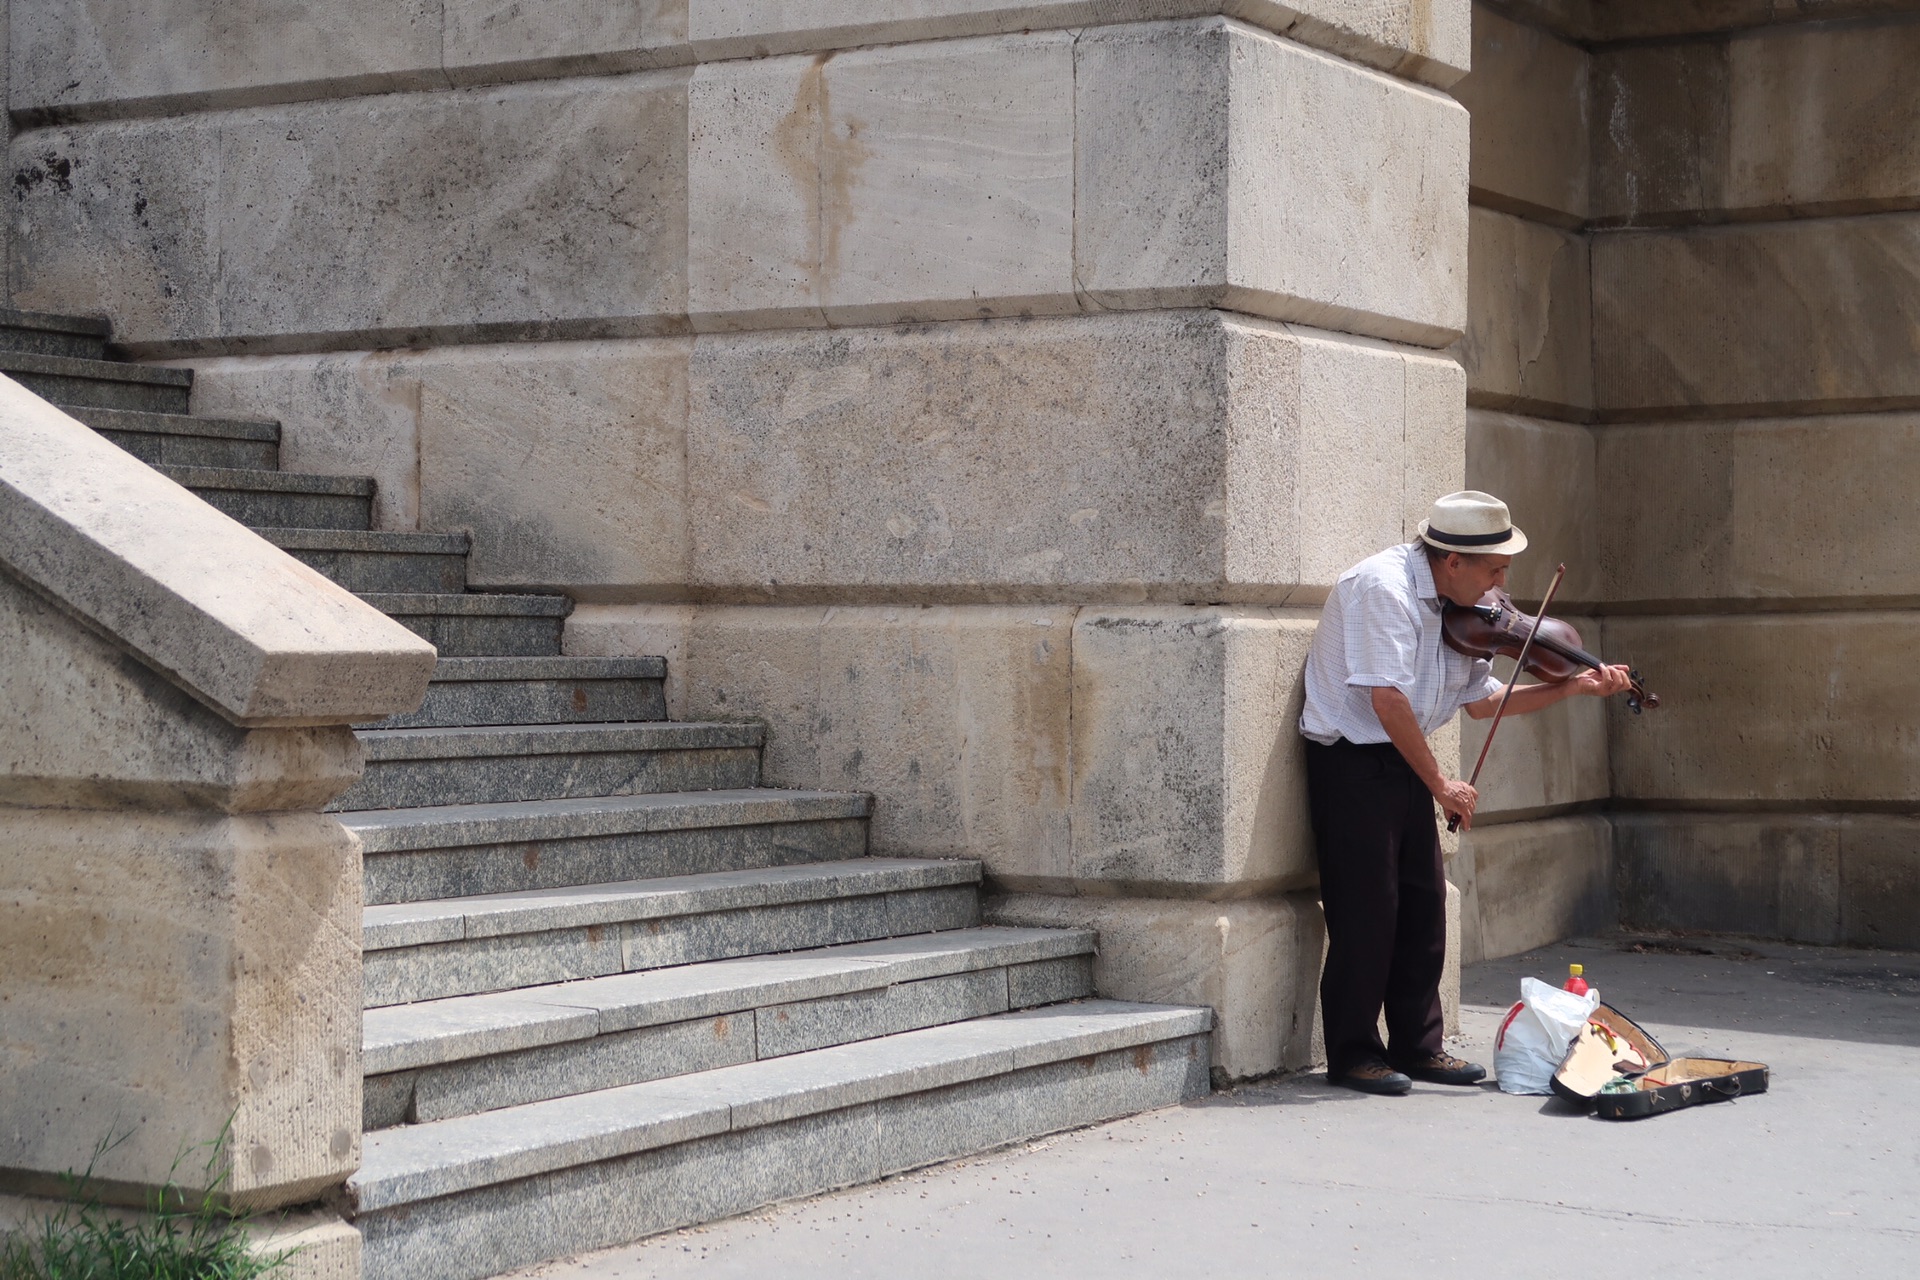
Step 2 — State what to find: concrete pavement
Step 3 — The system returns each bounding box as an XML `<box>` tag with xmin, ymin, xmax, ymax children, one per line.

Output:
<box><xmin>505</xmin><ymin>935</ymin><xmax>1920</xmax><ymax>1279</ymax></box>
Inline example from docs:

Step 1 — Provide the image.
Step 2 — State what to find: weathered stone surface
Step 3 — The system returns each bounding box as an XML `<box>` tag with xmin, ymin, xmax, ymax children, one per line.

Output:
<box><xmin>755</xmin><ymin>968</ymin><xmax>1010</xmax><ymax>1059</ymax></box>
<box><xmin>172</xmin><ymin>351</ymin><xmax>423</xmax><ymax>530</ymax></box>
<box><xmin>12</xmin><ymin>72</ymin><xmax>690</xmax><ymax>350</ymax></box>
<box><xmin>1605</xmin><ymin>614</ymin><xmax>1920</xmax><ymax>805</ymax></box>
<box><xmin>1076</xmin><ymin>20</ymin><xmax>1467</xmax><ymax>347</ymax></box>
<box><xmin>688</xmin><ymin>33</ymin><xmax>1077</xmax><ymax>331</ymax></box>
<box><xmin>408</xmin><ymin>1015</ymin><xmax>757</xmax><ymax>1122</ymax></box>
<box><xmin>1592</xmin><ymin>217</ymin><xmax>1920</xmax><ymax>416</ymax></box>
<box><xmin>1460</xmin><ymin>815</ymin><xmax>1612</xmax><ymax>961</ymax></box>
<box><xmin>687</xmin><ymin>312</ymin><xmax>1462</xmax><ymax>601</ymax></box>
<box><xmin>0</xmin><ymin>377</ymin><xmax>435</xmax><ymax>726</ymax></box>
<box><xmin>378</xmin><ymin>656</ymin><xmax>667</xmax><ymax>729</ymax></box>
<box><xmin>1838</xmin><ymin>815</ymin><xmax>1920</xmax><ymax>950</ymax></box>
<box><xmin>687</xmin><ymin>19</ymin><xmax>1464</xmax><ymax>343</ymax></box>
<box><xmin>1597</xmin><ymin>412</ymin><xmax>1920</xmax><ymax>607</ymax></box>
<box><xmin>1452</xmin><ymin>5</ymin><xmax>1588</xmax><ymax>224</ymax></box>
<box><xmin>0</xmin><ymin>809</ymin><xmax>362</xmax><ymax>1208</ymax></box>
<box><xmin>688</xmin><ymin>313</ymin><xmax>1245</xmax><ymax>598</ymax></box>
<box><xmin>1588</xmin><ymin>39</ymin><xmax>1732</xmax><ymax>227</ymax></box>
<box><xmin>1071</xmin><ymin>607</ymin><xmax>1319</xmax><ymax>893</ymax></box>
<box><xmin>1457</xmin><ymin>208</ymin><xmax>1591</xmax><ymax>417</ymax></box>
<box><xmin>355</xmin><ymin>1007</ymin><xmax>1207</xmax><ymax>1280</ymax></box>
<box><xmin>1593</xmin><ymin>18</ymin><xmax>1920</xmax><ymax>224</ymax></box>
<box><xmin>1466</xmin><ymin>411</ymin><xmax>1598</xmax><ymax>605</ymax></box>
<box><xmin>78</xmin><ymin>406</ymin><xmax>281</xmax><ymax>471</ymax></box>
<box><xmin>214</xmin><ymin>75</ymin><xmax>689</xmax><ymax>347</ymax></box>
<box><xmin>10</xmin><ymin>0</ymin><xmax>444</xmax><ymax>116</ymax></box>
<box><xmin>10</xmin><ymin>118</ymin><xmax>222</xmax><ymax>344</ymax></box>
<box><xmin>689</xmin><ymin>2</ymin><xmax>1471</xmax><ymax>89</ymax></box>
<box><xmin>265</xmin><ymin>530</ymin><xmax>468</xmax><ymax>598</ymax></box>
<box><xmin>14</xmin><ymin>2</ymin><xmax>1470</xmax><ymax>126</ymax></box>
<box><xmin>986</xmin><ymin>892</ymin><xmax>1321</xmax><ymax>1081</ymax></box>
<box><xmin>363</xmin><ymin>928</ymin><xmax>1089</xmax><ymax>1076</ymax></box>
<box><xmin>1613</xmin><ymin>812</ymin><xmax>1842</xmax><ymax>944</ymax></box>
<box><xmin>246</xmin><ymin>1210</ymin><xmax>362</xmax><ymax>1280</ymax></box>
<box><xmin>358</xmin><ymin>809</ymin><xmax>867</xmax><ymax>906</ymax></box>
<box><xmin>1006</xmin><ymin>954</ymin><xmax>1095</xmax><ymax>1007</ymax></box>
<box><xmin>1458</xmin><ymin>633</ymin><xmax>1610</xmax><ymax>820</ymax></box>
<box><xmin>366</xmin><ymin>865</ymin><xmax>981</xmax><ymax>1005</ymax></box>
<box><xmin>175</xmin><ymin>315</ymin><xmax>1463</xmax><ymax>605</ymax></box>
<box><xmin>443</xmin><ymin>0</ymin><xmax>688</xmax><ymax>82</ymax></box>
<box><xmin>415</xmin><ymin>340</ymin><xmax>692</xmax><ymax>594</ymax></box>
<box><xmin>569</xmin><ymin>604</ymin><xmax>1076</xmax><ymax>875</ymax></box>
<box><xmin>338</xmin><ymin>722</ymin><xmax>762</xmax><ymax>812</ymax></box>
<box><xmin>164</xmin><ymin>464</ymin><xmax>372</xmax><ymax>532</ymax></box>
<box><xmin>185</xmin><ymin>336</ymin><xmax>691</xmax><ymax>584</ymax></box>
<box><xmin>18</xmin><ymin>20</ymin><xmax>1468</xmax><ymax>351</ymax></box>
<box><xmin>0</xmin><ymin>569</ymin><xmax>362</xmax><ymax>811</ymax></box>
<box><xmin>1588</xmin><ymin>0</ymin><xmax>1920</xmax><ymax>41</ymax></box>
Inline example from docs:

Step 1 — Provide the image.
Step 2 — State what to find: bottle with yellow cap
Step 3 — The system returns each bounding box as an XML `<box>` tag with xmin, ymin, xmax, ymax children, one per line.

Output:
<box><xmin>1562</xmin><ymin>963</ymin><xmax>1589</xmax><ymax>997</ymax></box>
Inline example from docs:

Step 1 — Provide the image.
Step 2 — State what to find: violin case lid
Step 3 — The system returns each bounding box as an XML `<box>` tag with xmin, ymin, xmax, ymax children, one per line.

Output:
<box><xmin>1550</xmin><ymin>1003</ymin><xmax>1769</xmax><ymax>1120</ymax></box>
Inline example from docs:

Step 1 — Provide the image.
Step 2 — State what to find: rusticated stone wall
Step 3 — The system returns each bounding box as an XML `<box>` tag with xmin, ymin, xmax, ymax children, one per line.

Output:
<box><xmin>1447</xmin><ymin>4</ymin><xmax>1611</xmax><ymax>963</ymax></box>
<box><xmin>8</xmin><ymin>2</ymin><xmax>1474</xmax><ymax>1080</ymax></box>
<box><xmin>1457</xmin><ymin>0</ymin><xmax>1920</xmax><ymax>955</ymax></box>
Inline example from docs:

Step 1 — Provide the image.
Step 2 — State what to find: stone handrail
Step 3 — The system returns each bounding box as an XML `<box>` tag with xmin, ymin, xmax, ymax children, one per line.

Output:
<box><xmin>0</xmin><ymin>374</ymin><xmax>435</xmax><ymax>727</ymax></box>
<box><xmin>0</xmin><ymin>373</ymin><xmax>433</xmax><ymax>1246</ymax></box>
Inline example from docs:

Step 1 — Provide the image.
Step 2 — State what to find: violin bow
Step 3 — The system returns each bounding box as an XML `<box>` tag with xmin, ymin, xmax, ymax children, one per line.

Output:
<box><xmin>1446</xmin><ymin>561</ymin><xmax>1568</xmax><ymax>835</ymax></box>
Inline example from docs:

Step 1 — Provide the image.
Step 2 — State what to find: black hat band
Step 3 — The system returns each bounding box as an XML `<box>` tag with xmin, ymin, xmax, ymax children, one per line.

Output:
<box><xmin>1427</xmin><ymin>526</ymin><xmax>1512</xmax><ymax>547</ymax></box>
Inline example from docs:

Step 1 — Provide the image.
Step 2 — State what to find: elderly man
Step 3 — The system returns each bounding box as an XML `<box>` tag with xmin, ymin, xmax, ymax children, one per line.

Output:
<box><xmin>1300</xmin><ymin>491</ymin><xmax>1634</xmax><ymax>1096</ymax></box>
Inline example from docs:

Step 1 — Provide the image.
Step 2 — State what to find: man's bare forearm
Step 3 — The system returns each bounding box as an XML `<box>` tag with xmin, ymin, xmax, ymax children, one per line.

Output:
<box><xmin>1464</xmin><ymin>679</ymin><xmax>1571</xmax><ymax>720</ymax></box>
<box><xmin>1369</xmin><ymin>687</ymin><xmax>1446</xmax><ymax>792</ymax></box>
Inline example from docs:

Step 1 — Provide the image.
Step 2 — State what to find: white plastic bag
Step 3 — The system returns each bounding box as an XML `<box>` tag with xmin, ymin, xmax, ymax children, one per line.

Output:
<box><xmin>1493</xmin><ymin>976</ymin><xmax>1600</xmax><ymax>1095</ymax></box>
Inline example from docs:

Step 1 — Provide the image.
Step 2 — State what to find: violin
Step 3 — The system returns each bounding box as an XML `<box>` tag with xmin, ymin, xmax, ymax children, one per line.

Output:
<box><xmin>1441</xmin><ymin>588</ymin><xmax>1659</xmax><ymax>715</ymax></box>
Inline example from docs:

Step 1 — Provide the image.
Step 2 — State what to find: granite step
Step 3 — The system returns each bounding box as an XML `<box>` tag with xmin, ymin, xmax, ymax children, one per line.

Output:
<box><xmin>332</xmin><ymin>722</ymin><xmax>766</xmax><ymax>813</ymax></box>
<box><xmin>351</xmin><ymin>786</ymin><xmax>871</xmax><ymax>905</ymax></box>
<box><xmin>65</xmin><ymin>405</ymin><xmax>281</xmax><ymax>470</ymax></box>
<box><xmin>261</xmin><ymin>528</ymin><xmax>471</xmax><ymax>595</ymax></box>
<box><xmin>0</xmin><ymin>349</ymin><xmax>191</xmax><ymax>413</ymax></box>
<box><xmin>360</xmin><ymin>857</ymin><xmax>983</xmax><ymax>1007</ymax></box>
<box><xmin>361</xmin><ymin>592</ymin><xmax>570</xmax><ymax>657</ymax></box>
<box><xmin>361</xmin><ymin>926</ymin><xmax>1097</xmax><ymax>1127</ymax></box>
<box><xmin>0</xmin><ymin>307</ymin><xmax>111</xmax><ymax>359</ymax></box>
<box><xmin>372</xmin><ymin>656</ymin><xmax>667</xmax><ymax>731</ymax></box>
<box><xmin>153</xmin><ymin>464</ymin><xmax>374</xmax><ymax>531</ymax></box>
<box><xmin>350</xmin><ymin>1001</ymin><xmax>1212</xmax><ymax>1280</ymax></box>
<box><xmin>348</xmin><ymin>789</ymin><xmax>872</xmax><ymax>905</ymax></box>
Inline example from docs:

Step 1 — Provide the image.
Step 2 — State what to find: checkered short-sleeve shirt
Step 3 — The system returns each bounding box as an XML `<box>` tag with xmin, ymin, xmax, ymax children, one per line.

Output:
<box><xmin>1298</xmin><ymin>542</ymin><xmax>1503</xmax><ymax>746</ymax></box>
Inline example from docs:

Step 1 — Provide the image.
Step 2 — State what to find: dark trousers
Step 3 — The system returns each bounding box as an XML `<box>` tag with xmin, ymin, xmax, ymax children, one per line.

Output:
<box><xmin>1305</xmin><ymin>738</ymin><xmax>1448</xmax><ymax>1076</ymax></box>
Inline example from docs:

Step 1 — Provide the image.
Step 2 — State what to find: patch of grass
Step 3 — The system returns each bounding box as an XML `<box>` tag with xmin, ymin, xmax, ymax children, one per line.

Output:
<box><xmin>0</xmin><ymin>1132</ymin><xmax>292</xmax><ymax>1280</ymax></box>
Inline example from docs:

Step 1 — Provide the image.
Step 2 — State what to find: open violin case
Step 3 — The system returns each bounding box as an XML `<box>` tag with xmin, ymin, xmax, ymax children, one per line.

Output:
<box><xmin>1550</xmin><ymin>1004</ymin><xmax>1769</xmax><ymax>1120</ymax></box>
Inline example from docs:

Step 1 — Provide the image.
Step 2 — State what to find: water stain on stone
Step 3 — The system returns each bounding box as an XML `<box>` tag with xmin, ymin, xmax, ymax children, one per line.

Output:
<box><xmin>775</xmin><ymin>54</ymin><xmax>872</xmax><ymax>301</ymax></box>
<box><xmin>1133</xmin><ymin>1045</ymin><xmax>1153</xmax><ymax>1074</ymax></box>
<box><xmin>523</xmin><ymin>845</ymin><xmax>541</xmax><ymax>872</ymax></box>
<box><xmin>572</xmin><ymin>686</ymin><xmax>590</xmax><ymax>712</ymax></box>
<box><xmin>774</xmin><ymin>61</ymin><xmax>826</xmax><ymax>284</ymax></box>
<box><xmin>1409</xmin><ymin>0</ymin><xmax>1433</xmax><ymax>56</ymax></box>
<box><xmin>587</xmin><ymin>924</ymin><xmax>605</xmax><ymax>944</ymax></box>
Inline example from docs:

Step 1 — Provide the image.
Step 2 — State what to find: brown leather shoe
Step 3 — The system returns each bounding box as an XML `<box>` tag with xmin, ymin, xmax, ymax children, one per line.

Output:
<box><xmin>1327</xmin><ymin>1059</ymin><xmax>1412</xmax><ymax>1096</ymax></box>
<box><xmin>1392</xmin><ymin>1052</ymin><xmax>1487</xmax><ymax>1086</ymax></box>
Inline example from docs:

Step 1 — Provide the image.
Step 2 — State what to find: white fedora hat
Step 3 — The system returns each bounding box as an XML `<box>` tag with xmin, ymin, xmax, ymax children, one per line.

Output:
<box><xmin>1417</xmin><ymin>491</ymin><xmax>1528</xmax><ymax>556</ymax></box>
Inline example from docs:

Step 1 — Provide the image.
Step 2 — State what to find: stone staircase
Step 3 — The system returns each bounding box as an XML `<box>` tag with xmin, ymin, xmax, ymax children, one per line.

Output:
<box><xmin>0</xmin><ymin>307</ymin><xmax>1212</xmax><ymax>1280</ymax></box>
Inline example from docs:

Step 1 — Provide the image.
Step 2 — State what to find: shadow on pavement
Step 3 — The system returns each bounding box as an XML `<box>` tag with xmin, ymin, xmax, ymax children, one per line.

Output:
<box><xmin>1460</xmin><ymin>933</ymin><xmax>1920</xmax><ymax>1050</ymax></box>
